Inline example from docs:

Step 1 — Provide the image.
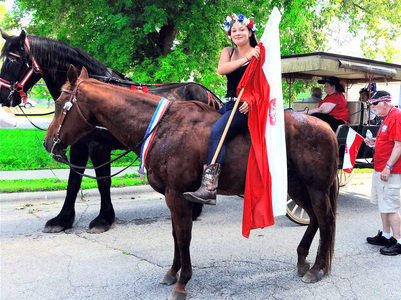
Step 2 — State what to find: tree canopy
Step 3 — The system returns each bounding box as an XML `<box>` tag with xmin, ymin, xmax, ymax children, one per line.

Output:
<box><xmin>2</xmin><ymin>0</ymin><xmax>401</xmax><ymax>100</ymax></box>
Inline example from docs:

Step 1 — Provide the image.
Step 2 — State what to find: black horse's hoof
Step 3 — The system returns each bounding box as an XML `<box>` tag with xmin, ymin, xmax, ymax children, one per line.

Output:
<box><xmin>43</xmin><ymin>215</ymin><xmax>74</xmax><ymax>233</ymax></box>
<box><xmin>88</xmin><ymin>216</ymin><xmax>115</xmax><ymax>234</ymax></box>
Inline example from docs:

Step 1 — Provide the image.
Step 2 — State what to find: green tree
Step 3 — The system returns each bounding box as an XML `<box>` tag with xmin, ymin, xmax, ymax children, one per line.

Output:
<box><xmin>2</xmin><ymin>0</ymin><xmax>401</xmax><ymax>101</ymax></box>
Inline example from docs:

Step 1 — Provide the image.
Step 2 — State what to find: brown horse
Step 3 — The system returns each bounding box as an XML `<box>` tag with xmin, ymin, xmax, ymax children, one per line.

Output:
<box><xmin>44</xmin><ymin>66</ymin><xmax>338</xmax><ymax>300</ymax></box>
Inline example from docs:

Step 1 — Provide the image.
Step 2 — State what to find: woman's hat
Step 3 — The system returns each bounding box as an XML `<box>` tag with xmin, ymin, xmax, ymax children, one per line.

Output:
<box><xmin>317</xmin><ymin>76</ymin><xmax>345</xmax><ymax>93</ymax></box>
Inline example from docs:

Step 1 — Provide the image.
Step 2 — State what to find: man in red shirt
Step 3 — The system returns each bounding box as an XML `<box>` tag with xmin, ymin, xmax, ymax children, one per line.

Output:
<box><xmin>364</xmin><ymin>91</ymin><xmax>401</xmax><ymax>256</ymax></box>
<box><xmin>304</xmin><ymin>76</ymin><xmax>349</xmax><ymax>132</ymax></box>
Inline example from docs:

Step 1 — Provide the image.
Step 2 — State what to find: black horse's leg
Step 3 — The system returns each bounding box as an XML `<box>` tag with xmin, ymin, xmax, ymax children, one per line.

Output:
<box><xmin>43</xmin><ymin>141</ymin><xmax>89</xmax><ymax>233</ymax></box>
<box><xmin>163</xmin><ymin>190</ymin><xmax>193</xmax><ymax>300</ymax></box>
<box><xmin>87</xmin><ymin>145</ymin><xmax>115</xmax><ymax>234</ymax></box>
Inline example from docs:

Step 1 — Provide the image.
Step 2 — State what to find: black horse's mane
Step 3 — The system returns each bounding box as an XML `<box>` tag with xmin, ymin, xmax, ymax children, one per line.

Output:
<box><xmin>1</xmin><ymin>33</ymin><xmax>222</xmax><ymax>105</ymax></box>
<box><xmin>27</xmin><ymin>35</ymin><xmax>111</xmax><ymax>79</ymax></box>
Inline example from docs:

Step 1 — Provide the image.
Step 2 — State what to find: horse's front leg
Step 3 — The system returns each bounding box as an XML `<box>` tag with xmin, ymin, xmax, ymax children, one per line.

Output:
<box><xmin>43</xmin><ymin>142</ymin><xmax>89</xmax><ymax>233</ymax></box>
<box><xmin>87</xmin><ymin>145</ymin><xmax>115</xmax><ymax>233</ymax></box>
<box><xmin>160</xmin><ymin>219</ymin><xmax>180</xmax><ymax>286</ymax></box>
<box><xmin>162</xmin><ymin>189</ymin><xmax>193</xmax><ymax>300</ymax></box>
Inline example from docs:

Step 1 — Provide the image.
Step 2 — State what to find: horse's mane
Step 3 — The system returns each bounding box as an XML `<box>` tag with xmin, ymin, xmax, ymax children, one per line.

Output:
<box><xmin>27</xmin><ymin>35</ymin><xmax>110</xmax><ymax>79</ymax></box>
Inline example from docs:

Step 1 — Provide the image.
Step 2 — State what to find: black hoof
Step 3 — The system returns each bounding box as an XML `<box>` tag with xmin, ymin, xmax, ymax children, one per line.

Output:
<box><xmin>88</xmin><ymin>216</ymin><xmax>115</xmax><ymax>234</ymax></box>
<box><xmin>43</xmin><ymin>215</ymin><xmax>74</xmax><ymax>233</ymax></box>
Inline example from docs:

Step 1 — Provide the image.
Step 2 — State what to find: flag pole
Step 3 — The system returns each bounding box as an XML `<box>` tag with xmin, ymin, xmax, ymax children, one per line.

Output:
<box><xmin>210</xmin><ymin>87</ymin><xmax>246</xmax><ymax>164</ymax></box>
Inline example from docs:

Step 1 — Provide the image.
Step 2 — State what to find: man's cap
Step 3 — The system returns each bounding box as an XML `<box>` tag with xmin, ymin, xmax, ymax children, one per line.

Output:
<box><xmin>317</xmin><ymin>76</ymin><xmax>345</xmax><ymax>93</ymax></box>
<box><xmin>367</xmin><ymin>90</ymin><xmax>391</xmax><ymax>104</ymax></box>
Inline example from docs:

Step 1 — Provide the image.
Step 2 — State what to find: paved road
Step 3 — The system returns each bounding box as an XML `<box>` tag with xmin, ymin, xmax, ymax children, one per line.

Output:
<box><xmin>1</xmin><ymin>178</ymin><xmax>400</xmax><ymax>300</ymax></box>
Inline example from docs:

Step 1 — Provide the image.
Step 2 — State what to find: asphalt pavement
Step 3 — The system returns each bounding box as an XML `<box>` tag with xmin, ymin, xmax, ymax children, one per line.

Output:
<box><xmin>1</xmin><ymin>172</ymin><xmax>400</xmax><ymax>300</ymax></box>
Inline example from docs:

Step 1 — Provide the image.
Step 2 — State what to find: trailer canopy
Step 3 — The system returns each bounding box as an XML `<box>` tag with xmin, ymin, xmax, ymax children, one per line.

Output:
<box><xmin>281</xmin><ymin>52</ymin><xmax>401</xmax><ymax>84</ymax></box>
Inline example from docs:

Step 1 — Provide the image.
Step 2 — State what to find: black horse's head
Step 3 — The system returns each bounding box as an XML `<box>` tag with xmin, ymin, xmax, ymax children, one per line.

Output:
<box><xmin>0</xmin><ymin>29</ymin><xmax>41</xmax><ymax>107</ymax></box>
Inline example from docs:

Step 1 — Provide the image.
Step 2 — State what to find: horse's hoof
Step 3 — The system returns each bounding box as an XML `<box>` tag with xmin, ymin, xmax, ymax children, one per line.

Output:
<box><xmin>301</xmin><ymin>270</ymin><xmax>319</xmax><ymax>283</ymax></box>
<box><xmin>168</xmin><ymin>290</ymin><xmax>187</xmax><ymax>300</ymax></box>
<box><xmin>43</xmin><ymin>225</ymin><xmax>66</xmax><ymax>233</ymax></box>
<box><xmin>88</xmin><ymin>217</ymin><xmax>114</xmax><ymax>234</ymax></box>
<box><xmin>160</xmin><ymin>273</ymin><xmax>178</xmax><ymax>286</ymax></box>
<box><xmin>43</xmin><ymin>217</ymin><xmax>73</xmax><ymax>233</ymax></box>
<box><xmin>297</xmin><ymin>262</ymin><xmax>310</xmax><ymax>277</ymax></box>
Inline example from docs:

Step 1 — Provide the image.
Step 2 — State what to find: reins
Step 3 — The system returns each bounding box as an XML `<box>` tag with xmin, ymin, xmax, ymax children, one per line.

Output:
<box><xmin>16</xmin><ymin>105</ymin><xmax>49</xmax><ymax>131</ymax></box>
<box><xmin>51</xmin><ymin>81</ymin><xmax>173</xmax><ymax>179</ymax></box>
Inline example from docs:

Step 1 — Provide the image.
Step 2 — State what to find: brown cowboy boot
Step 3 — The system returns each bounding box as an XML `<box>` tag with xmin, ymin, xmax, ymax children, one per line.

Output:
<box><xmin>184</xmin><ymin>163</ymin><xmax>221</xmax><ymax>205</ymax></box>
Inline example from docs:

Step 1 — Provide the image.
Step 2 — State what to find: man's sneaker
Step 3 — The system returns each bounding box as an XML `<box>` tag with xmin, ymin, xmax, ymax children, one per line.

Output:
<box><xmin>366</xmin><ymin>230</ymin><xmax>397</xmax><ymax>246</ymax></box>
<box><xmin>380</xmin><ymin>243</ymin><xmax>401</xmax><ymax>256</ymax></box>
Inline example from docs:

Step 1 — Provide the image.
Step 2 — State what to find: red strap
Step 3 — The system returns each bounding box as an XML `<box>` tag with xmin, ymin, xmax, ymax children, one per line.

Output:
<box><xmin>130</xmin><ymin>86</ymin><xmax>149</xmax><ymax>93</ymax></box>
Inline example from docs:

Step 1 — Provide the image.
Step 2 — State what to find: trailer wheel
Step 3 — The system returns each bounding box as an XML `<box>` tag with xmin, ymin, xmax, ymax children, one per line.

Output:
<box><xmin>338</xmin><ymin>169</ymin><xmax>355</xmax><ymax>187</ymax></box>
<box><xmin>286</xmin><ymin>196</ymin><xmax>309</xmax><ymax>225</ymax></box>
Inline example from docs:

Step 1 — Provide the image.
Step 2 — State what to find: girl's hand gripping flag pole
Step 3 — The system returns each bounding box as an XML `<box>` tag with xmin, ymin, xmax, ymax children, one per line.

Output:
<box><xmin>210</xmin><ymin>63</ymin><xmax>258</xmax><ymax>165</ymax></box>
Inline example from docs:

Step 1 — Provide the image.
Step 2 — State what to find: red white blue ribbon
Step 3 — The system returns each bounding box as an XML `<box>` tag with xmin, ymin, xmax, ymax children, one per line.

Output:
<box><xmin>138</xmin><ymin>98</ymin><xmax>171</xmax><ymax>175</ymax></box>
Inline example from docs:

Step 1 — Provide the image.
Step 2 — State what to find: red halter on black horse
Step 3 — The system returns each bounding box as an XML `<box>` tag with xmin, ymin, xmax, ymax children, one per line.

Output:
<box><xmin>44</xmin><ymin>65</ymin><xmax>338</xmax><ymax>299</ymax></box>
<box><xmin>0</xmin><ymin>29</ymin><xmax>222</xmax><ymax>234</ymax></box>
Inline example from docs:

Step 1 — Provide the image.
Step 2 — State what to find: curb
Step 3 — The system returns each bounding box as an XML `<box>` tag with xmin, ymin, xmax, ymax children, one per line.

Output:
<box><xmin>0</xmin><ymin>185</ymin><xmax>158</xmax><ymax>203</ymax></box>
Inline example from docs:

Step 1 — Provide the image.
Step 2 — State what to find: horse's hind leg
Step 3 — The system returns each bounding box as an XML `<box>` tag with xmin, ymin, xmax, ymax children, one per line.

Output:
<box><xmin>289</xmin><ymin>176</ymin><xmax>319</xmax><ymax>278</ymax></box>
<box><xmin>43</xmin><ymin>142</ymin><xmax>89</xmax><ymax>233</ymax></box>
<box><xmin>297</xmin><ymin>215</ymin><xmax>319</xmax><ymax>278</ymax></box>
<box><xmin>303</xmin><ymin>189</ymin><xmax>336</xmax><ymax>283</ymax></box>
<box><xmin>87</xmin><ymin>146</ymin><xmax>115</xmax><ymax>234</ymax></box>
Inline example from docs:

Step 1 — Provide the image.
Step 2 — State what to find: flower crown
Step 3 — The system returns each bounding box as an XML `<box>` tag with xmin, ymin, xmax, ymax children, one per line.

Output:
<box><xmin>223</xmin><ymin>13</ymin><xmax>257</xmax><ymax>37</ymax></box>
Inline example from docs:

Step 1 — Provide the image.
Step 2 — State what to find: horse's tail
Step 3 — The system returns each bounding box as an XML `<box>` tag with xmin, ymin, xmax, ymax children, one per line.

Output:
<box><xmin>325</xmin><ymin>176</ymin><xmax>338</xmax><ymax>275</ymax></box>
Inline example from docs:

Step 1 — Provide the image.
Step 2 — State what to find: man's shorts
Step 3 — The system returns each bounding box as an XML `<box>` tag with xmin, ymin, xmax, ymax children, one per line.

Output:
<box><xmin>371</xmin><ymin>171</ymin><xmax>401</xmax><ymax>213</ymax></box>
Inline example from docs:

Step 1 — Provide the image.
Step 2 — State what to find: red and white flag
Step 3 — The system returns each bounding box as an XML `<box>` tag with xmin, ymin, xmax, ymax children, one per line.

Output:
<box><xmin>238</xmin><ymin>7</ymin><xmax>287</xmax><ymax>238</ymax></box>
<box><xmin>342</xmin><ymin>127</ymin><xmax>363</xmax><ymax>173</ymax></box>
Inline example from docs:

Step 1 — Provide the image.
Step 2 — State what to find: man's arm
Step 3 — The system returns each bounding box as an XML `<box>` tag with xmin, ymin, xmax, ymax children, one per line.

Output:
<box><xmin>380</xmin><ymin>140</ymin><xmax>401</xmax><ymax>182</ymax></box>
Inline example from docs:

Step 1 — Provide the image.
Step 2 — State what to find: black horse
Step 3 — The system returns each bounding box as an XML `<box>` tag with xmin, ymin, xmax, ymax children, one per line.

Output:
<box><xmin>0</xmin><ymin>29</ymin><xmax>223</xmax><ymax>233</ymax></box>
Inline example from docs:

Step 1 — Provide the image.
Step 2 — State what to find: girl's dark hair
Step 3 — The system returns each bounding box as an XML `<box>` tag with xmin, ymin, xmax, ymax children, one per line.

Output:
<box><xmin>359</xmin><ymin>87</ymin><xmax>369</xmax><ymax>96</ymax></box>
<box><xmin>249</xmin><ymin>32</ymin><xmax>258</xmax><ymax>47</ymax></box>
<box><xmin>229</xmin><ymin>28</ymin><xmax>259</xmax><ymax>47</ymax></box>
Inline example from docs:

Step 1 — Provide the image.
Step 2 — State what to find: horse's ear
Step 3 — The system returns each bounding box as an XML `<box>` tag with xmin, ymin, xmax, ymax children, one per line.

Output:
<box><xmin>1</xmin><ymin>29</ymin><xmax>10</xmax><ymax>40</ymax></box>
<box><xmin>19</xmin><ymin>30</ymin><xmax>26</xmax><ymax>47</ymax></box>
<box><xmin>67</xmin><ymin>65</ymin><xmax>78</xmax><ymax>86</ymax></box>
<box><xmin>79</xmin><ymin>67</ymin><xmax>89</xmax><ymax>80</ymax></box>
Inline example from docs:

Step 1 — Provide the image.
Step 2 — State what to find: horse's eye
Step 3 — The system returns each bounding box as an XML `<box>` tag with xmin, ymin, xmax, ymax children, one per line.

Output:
<box><xmin>55</xmin><ymin>102</ymin><xmax>62</xmax><ymax>110</ymax></box>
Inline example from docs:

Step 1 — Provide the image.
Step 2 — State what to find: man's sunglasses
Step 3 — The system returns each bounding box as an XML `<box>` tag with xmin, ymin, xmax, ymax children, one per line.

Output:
<box><xmin>369</xmin><ymin>100</ymin><xmax>386</xmax><ymax>106</ymax></box>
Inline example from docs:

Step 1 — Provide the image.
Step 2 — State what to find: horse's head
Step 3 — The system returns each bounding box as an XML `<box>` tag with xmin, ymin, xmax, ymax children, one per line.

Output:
<box><xmin>0</xmin><ymin>29</ymin><xmax>42</xmax><ymax>107</ymax></box>
<box><xmin>44</xmin><ymin>65</ymin><xmax>93</xmax><ymax>156</ymax></box>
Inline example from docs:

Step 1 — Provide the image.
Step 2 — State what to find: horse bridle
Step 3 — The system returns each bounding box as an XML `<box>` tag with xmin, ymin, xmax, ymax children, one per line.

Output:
<box><xmin>0</xmin><ymin>36</ymin><xmax>43</xmax><ymax>104</ymax></box>
<box><xmin>50</xmin><ymin>80</ymin><xmax>107</xmax><ymax>155</ymax></box>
